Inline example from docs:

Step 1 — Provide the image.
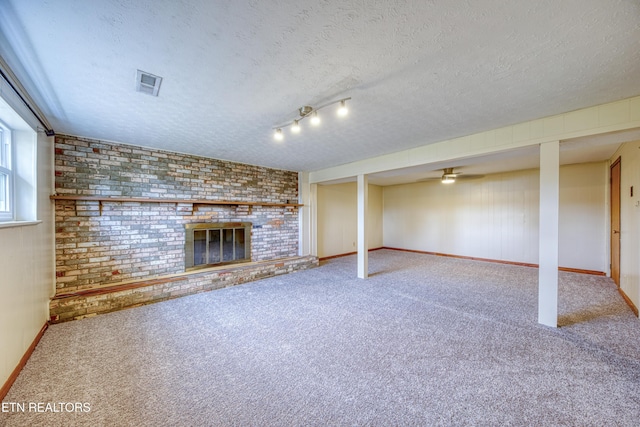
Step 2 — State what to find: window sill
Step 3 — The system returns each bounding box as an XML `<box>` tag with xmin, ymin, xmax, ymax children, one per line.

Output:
<box><xmin>0</xmin><ymin>220</ymin><xmax>43</xmax><ymax>229</ymax></box>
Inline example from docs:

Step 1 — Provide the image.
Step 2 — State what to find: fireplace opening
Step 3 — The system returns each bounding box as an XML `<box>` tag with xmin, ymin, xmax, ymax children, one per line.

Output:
<box><xmin>185</xmin><ymin>222</ymin><xmax>252</xmax><ymax>271</ymax></box>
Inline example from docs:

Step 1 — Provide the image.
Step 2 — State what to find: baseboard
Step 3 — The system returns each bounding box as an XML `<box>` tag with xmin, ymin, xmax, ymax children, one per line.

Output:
<box><xmin>0</xmin><ymin>322</ymin><xmax>48</xmax><ymax>402</ymax></box>
<box><xmin>618</xmin><ymin>287</ymin><xmax>639</xmax><ymax>317</ymax></box>
<box><xmin>319</xmin><ymin>247</ymin><xmax>383</xmax><ymax>262</ymax></box>
<box><xmin>557</xmin><ymin>267</ymin><xmax>607</xmax><ymax>276</ymax></box>
<box><xmin>381</xmin><ymin>247</ymin><xmax>606</xmax><ymax>276</ymax></box>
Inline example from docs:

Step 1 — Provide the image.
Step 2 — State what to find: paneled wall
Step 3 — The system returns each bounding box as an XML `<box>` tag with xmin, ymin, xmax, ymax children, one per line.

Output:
<box><xmin>382</xmin><ymin>162</ymin><xmax>608</xmax><ymax>272</ymax></box>
<box><xmin>317</xmin><ymin>182</ymin><xmax>383</xmax><ymax>258</ymax></box>
<box><xmin>384</xmin><ymin>170</ymin><xmax>540</xmax><ymax>263</ymax></box>
<box><xmin>558</xmin><ymin>162</ymin><xmax>609</xmax><ymax>271</ymax></box>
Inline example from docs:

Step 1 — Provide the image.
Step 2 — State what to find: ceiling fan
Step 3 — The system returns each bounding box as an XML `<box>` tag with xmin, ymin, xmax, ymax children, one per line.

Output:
<box><xmin>420</xmin><ymin>168</ymin><xmax>485</xmax><ymax>184</ymax></box>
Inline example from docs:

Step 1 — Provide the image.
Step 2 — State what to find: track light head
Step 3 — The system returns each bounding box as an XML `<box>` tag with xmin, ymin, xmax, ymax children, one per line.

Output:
<box><xmin>291</xmin><ymin>120</ymin><xmax>301</xmax><ymax>133</ymax></box>
<box><xmin>337</xmin><ymin>99</ymin><xmax>348</xmax><ymax>117</ymax></box>
<box><xmin>274</xmin><ymin>128</ymin><xmax>283</xmax><ymax>141</ymax></box>
<box><xmin>310</xmin><ymin>111</ymin><xmax>320</xmax><ymax>126</ymax></box>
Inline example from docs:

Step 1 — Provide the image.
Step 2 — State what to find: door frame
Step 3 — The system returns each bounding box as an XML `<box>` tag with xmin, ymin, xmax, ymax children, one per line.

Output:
<box><xmin>610</xmin><ymin>157</ymin><xmax>621</xmax><ymax>286</ymax></box>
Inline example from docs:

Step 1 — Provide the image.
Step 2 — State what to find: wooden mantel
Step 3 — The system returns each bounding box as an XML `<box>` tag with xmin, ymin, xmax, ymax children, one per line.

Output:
<box><xmin>50</xmin><ymin>194</ymin><xmax>303</xmax><ymax>207</ymax></box>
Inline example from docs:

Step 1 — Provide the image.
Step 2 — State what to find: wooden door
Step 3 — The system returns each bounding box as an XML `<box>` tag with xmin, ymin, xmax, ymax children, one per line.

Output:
<box><xmin>610</xmin><ymin>158</ymin><xmax>621</xmax><ymax>286</ymax></box>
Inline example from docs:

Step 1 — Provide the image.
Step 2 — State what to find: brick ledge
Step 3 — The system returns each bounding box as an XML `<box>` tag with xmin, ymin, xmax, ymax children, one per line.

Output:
<box><xmin>50</xmin><ymin>256</ymin><xmax>318</xmax><ymax>323</ymax></box>
<box><xmin>53</xmin><ymin>257</ymin><xmax>309</xmax><ymax>299</ymax></box>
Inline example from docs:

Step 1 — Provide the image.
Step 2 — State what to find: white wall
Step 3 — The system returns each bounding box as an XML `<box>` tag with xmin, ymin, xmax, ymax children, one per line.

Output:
<box><xmin>0</xmin><ymin>129</ymin><xmax>54</xmax><ymax>391</ymax></box>
<box><xmin>317</xmin><ymin>182</ymin><xmax>383</xmax><ymax>258</ymax></box>
<box><xmin>383</xmin><ymin>162</ymin><xmax>608</xmax><ymax>272</ymax></box>
<box><xmin>559</xmin><ymin>162</ymin><xmax>609</xmax><ymax>271</ymax></box>
<box><xmin>610</xmin><ymin>141</ymin><xmax>640</xmax><ymax>310</ymax></box>
<box><xmin>368</xmin><ymin>184</ymin><xmax>383</xmax><ymax>250</ymax></box>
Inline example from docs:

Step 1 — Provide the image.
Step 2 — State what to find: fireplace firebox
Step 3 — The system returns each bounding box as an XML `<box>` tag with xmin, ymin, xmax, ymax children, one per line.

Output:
<box><xmin>185</xmin><ymin>222</ymin><xmax>252</xmax><ymax>271</ymax></box>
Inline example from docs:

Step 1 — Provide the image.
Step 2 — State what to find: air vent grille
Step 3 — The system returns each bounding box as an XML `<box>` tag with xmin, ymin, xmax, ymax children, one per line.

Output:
<box><xmin>136</xmin><ymin>70</ymin><xmax>162</xmax><ymax>96</ymax></box>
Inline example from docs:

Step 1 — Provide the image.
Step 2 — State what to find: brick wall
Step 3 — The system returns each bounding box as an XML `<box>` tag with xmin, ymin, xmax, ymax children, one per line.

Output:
<box><xmin>54</xmin><ymin>135</ymin><xmax>300</xmax><ymax>292</ymax></box>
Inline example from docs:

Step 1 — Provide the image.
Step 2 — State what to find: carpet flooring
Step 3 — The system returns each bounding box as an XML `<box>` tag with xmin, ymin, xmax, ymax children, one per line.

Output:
<box><xmin>2</xmin><ymin>250</ymin><xmax>639</xmax><ymax>426</ymax></box>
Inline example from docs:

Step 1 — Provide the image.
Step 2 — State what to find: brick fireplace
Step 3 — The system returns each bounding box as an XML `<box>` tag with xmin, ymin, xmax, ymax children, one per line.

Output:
<box><xmin>50</xmin><ymin>135</ymin><xmax>317</xmax><ymax>322</ymax></box>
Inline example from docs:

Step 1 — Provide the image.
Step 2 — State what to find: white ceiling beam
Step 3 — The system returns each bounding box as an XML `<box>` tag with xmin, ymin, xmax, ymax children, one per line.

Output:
<box><xmin>309</xmin><ymin>96</ymin><xmax>640</xmax><ymax>184</ymax></box>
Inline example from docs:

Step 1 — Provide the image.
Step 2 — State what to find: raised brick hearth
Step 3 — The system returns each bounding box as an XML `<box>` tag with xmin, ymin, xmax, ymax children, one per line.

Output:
<box><xmin>50</xmin><ymin>256</ymin><xmax>318</xmax><ymax>323</ymax></box>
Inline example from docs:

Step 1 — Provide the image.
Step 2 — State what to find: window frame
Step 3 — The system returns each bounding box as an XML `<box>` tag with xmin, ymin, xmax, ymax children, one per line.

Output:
<box><xmin>0</xmin><ymin>120</ymin><xmax>14</xmax><ymax>221</ymax></box>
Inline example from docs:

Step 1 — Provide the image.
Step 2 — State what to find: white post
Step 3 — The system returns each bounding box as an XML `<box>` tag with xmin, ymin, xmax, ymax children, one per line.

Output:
<box><xmin>538</xmin><ymin>140</ymin><xmax>560</xmax><ymax>327</ymax></box>
<box><xmin>298</xmin><ymin>172</ymin><xmax>311</xmax><ymax>256</ymax></box>
<box><xmin>357</xmin><ymin>174</ymin><xmax>368</xmax><ymax>278</ymax></box>
<box><xmin>309</xmin><ymin>183</ymin><xmax>318</xmax><ymax>257</ymax></box>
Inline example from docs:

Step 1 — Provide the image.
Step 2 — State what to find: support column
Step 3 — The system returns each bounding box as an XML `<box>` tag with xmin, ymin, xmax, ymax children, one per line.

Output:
<box><xmin>538</xmin><ymin>140</ymin><xmax>560</xmax><ymax>327</ymax></box>
<box><xmin>357</xmin><ymin>174</ymin><xmax>368</xmax><ymax>279</ymax></box>
<box><xmin>298</xmin><ymin>172</ymin><xmax>317</xmax><ymax>257</ymax></box>
<box><xmin>298</xmin><ymin>172</ymin><xmax>310</xmax><ymax>256</ymax></box>
<box><xmin>309</xmin><ymin>183</ymin><xmax>318</xmax><ymax>257</ymax></box>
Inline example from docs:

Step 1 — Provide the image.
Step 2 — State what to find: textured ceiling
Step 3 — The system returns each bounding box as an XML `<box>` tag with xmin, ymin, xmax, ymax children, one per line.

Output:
<box><xmin>1</xmin><ymin>0</ymin><xmax>640</xmax><ymax>173</ymax></box>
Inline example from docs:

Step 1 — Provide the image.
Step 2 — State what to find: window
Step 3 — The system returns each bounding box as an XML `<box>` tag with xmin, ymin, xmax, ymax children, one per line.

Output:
<box><xmin>0</xmin><ymin>121</ymin><xmax>12</xmax><ymax>221</ymax></box>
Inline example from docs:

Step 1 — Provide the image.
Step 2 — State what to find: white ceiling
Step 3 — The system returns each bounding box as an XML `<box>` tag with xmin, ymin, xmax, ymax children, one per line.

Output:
<box><xmin>1</xmin><ymin>0</ymin><xmax>639</xmax><ymax>175</ymax></box>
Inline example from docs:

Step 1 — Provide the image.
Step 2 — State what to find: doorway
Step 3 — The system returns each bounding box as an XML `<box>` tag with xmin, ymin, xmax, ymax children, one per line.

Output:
<box><xmin>610</xmin><ymin>157</ymin><xmax>621</xmax><ymax>285</ymax></box>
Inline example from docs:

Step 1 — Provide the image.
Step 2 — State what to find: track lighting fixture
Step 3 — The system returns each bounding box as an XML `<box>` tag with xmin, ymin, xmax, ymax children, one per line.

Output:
<box><xmin>272</xmin><ymin>97</ymin><xmax>351</xmax><ymax>141</ymax></box>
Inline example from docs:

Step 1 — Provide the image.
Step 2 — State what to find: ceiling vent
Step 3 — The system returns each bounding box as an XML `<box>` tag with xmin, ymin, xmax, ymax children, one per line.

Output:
<box><xmin>136</xmin><ymin>70</ymin><xmax>162</xmax><ymax>96</ymax></box>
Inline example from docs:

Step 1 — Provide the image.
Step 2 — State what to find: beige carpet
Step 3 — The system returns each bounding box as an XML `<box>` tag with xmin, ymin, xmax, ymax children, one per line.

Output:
<box><xmin>2</xmin><ymin>250</ymin><xmax>639</xmax><ymax>426</ymax></box>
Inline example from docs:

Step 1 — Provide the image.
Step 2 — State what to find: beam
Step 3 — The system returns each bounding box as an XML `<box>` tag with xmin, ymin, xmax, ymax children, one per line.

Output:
<box><xmin>309</xmin><ymin>96</ymin><xmax>640</xmax><ymax>184</ymax></box>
